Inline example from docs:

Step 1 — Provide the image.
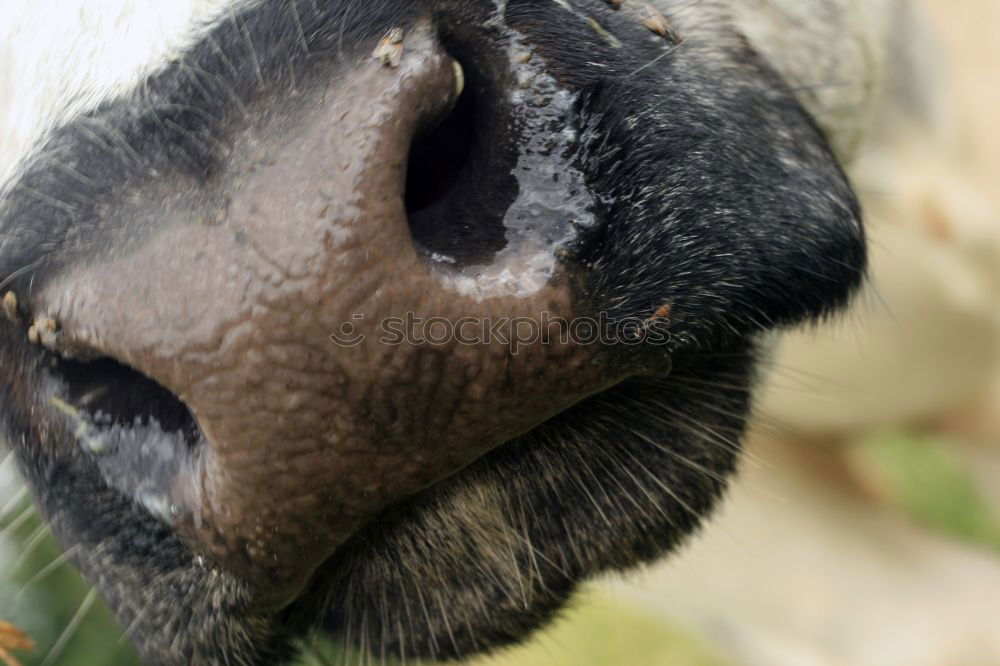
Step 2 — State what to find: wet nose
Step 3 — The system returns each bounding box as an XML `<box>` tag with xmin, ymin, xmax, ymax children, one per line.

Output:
<box><xmin>31</xmin><ymin>24</ymin><xmax>626</xmax><ymax>606</ymax></box>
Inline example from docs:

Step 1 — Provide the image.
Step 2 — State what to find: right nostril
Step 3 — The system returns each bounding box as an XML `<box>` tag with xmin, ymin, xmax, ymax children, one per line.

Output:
<box><xmin>404</xmin><ymin>64</ymin><xmax>477</xmax><ymax>217</ymax></box>
<box><xmin>402</xmin><ymin>45</ymin><xmax>517</xmax><ymax>266</ymax></box>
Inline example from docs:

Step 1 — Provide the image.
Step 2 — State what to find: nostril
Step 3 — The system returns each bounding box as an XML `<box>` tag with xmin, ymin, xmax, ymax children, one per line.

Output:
<box><xmin>403</xmin><ymin>64</ymin><xmax>477</xmax><ymax>217</ymax></box>
<box><xmin>402</xmin><ymin>46</ymin><xmax>516</xmax><ymax>265</ymax></box>
<box><xmin>53</xmin><ymin>356</ymin><xmax>199</xmax><ymax>440</ymax></box>
<box><xmin>47</xmin><ymin>354</ymin><xmax>202</xmax><ymax>457</ymax></box>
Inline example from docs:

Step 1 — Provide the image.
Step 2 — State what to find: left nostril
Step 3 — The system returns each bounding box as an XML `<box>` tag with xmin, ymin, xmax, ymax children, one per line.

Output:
<box><xmin>44</xmin><ymin>353</ymin><xmax>203</xmax><ymax>522</ymax></box>
<box><xmin>49</xmin><ymin>355</ymin><xmax>201</xmax><ymax>446</ymax></box>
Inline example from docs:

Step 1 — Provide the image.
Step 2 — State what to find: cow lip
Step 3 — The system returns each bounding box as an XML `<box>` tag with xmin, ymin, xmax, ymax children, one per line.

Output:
<box><xmin>314</xmin><ymin>354</ymin><xmax>677</xmax><ymax>545</ymax></box>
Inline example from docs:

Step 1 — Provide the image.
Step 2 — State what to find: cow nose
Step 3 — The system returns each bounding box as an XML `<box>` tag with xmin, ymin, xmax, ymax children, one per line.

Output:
<box><xmin>29</xmin><ymin>24</ymin><xmax>625</xmax><ymax>607</ymax></box>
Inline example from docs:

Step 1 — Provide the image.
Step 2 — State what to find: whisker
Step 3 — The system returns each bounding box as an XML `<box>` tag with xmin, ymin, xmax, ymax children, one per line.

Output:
<box><xmin>176</xmin><ymin>59</ymin><xmax>251</xmax><ymax>123</ymax></box>
<box><xmin>653</xmin><ymin>380</ymin><xmax>792</xmax><ymax>436</ymax></box>
<box><xmin>514</xmin><ymin>523</ymin><xmax>569</xmax><ymax>587</ymax></box>
<box><xmin>12</xmin><ymin>183</ymin><xmax>78</xmax><ymax>216</ymax></box>
<box><xmin>656</xmin><ymin>402</ymin><xmax>755</xmax><ymax>461</ymax></box>
<box><xmin>76</xmin><ymin>116</ymin><xmax>143</xmax><ymax>165</ymax></box>
<box><xmin>0</xmin><ymin>486</ymin><xmax>29</xmax><ymax>524</ymax></box>
<box><xmin>117</xmin><ymin>606</ymin><xmax>149</xmax><ymax>646</ymax></box>
<box><xmin>0</xmin><ymin>257</ymin><xmax>46</xmax><ymax>292</ymax></box>
<box><xmin>411</xmin><ymin>578</ymin><xmax>440</xmax><ymax>660</ymax></box>
<box><xmin>14</xmin><ymin>544</ymin><xmax>80</xmax><ymax>603</ymax></box>
<box><xmin>40</xmin><ymin>588</ymin><xmax>97</xmax><ymax>666</ymax></box>
<box><xmin>377</xmin><ymin>577</ymin><xmax>388</xmax><ymax>665</ymax></box>
<box><xmin>0</xmin><ymin>504</ymin><xmax>36</xmax><ymax>541</ymax></box>
<box><xmin>288</xmin><ymin>0</ymin><xmax>311</xmax><ymax>54</ymax></box>
<box><xmin>140</xmin><ymin>77</ymin><xmax>199</xmax><ymax>175</ymax></box>
<box><xmin>336</xmin><ymin>2</ymin><xmax>359</xmax><ymax>67</ymax></box>
<box><xmin>203</xmin><ymin>30</ymin><xmax>240</xmax><ymax>79</ymax></box>
<box><xmin>516</xmin><ymin>509</ymin><xmax>546</xmax><ymax>591</ymax></box>
<box><xmin>339</xmin><ymin>604</ymin><xmax>354</xmax><ymax>666</ymax></box>
<box><xmin>35</xmin><ymin>152</ymin><xmax>99</xmax><ymax>188</ymax></box>
<box><xmin>631</xmin><ymin>448</ymin><xmax>703</xmax><ymax>518</ymax></box>
<box><xmin>613</xmin><ymin>391</ymin><xmax>749</xmax><ymax>459</ymax></box>
<box><xmin>396</xmin><ymin>613</ymin><xmax>407</xmax><ymax>666</ymax></box>
<box><xmin>561</xmin><ymin>445</ymin><xmax>617</xmax><ymax>530</ymax></box>
<box><xmin>432</xmin><ymin>589</ymin><xmax>460</xmax><ymax>657</ymax></box>
<box><xmin>631</xmin><ymin>427</ymin><xmax>730</xmax><ymax>484</ymax></box>
<box><xmin>365</xmin><ymin>612</ymin><xmax>376</xmax><ymax>666</ymax></box>
<box><xmin>601</xmin><ymin>444</ymin><xmax>676</xmax><ymax>526</ymax></box>
<box><xmin>625</xmin><ymin>23</ymin><xmax>693</xmax><ymax>75</ymax></box>
<box><xmin>467</xmin><ymin>542</ymin><xmax>519</xmax><ymax>608</ymax></box>
<box><xmin>760</xmin><ymin>359</ymin><xmax>857</xmax><ymax>389</ymax></box>
<box><xmin>501</xmin><ymin>516</ymin><xmax>530</xmax><ymax>609</ymax></box>
<box><xmin>231</xmin><ymin>9</ymin><xmax>265</xmax><ymax>88</ymax></box>
<box><xmin>12</xmin><ymin>523</ymin><xmax>51</xmax><ymax>572</ymax></box>
<box><xmin>393</xmin><ymin>566</ymin><xmax>412</xmax><ymax>666</ymax></box>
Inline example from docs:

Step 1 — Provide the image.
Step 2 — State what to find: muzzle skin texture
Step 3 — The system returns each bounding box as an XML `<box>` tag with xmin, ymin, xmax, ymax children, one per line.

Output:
<box><xmin>0</xmin><ymin>0</ymin><xmax>865</xmax><ymax>664</ymax></box>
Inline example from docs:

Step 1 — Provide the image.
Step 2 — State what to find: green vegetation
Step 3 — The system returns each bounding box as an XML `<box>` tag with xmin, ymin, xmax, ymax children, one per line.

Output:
<box><xmin>857</xmin><ymin>429</ymin><xmax>1000</xmax><ymax>551</ymax></box>
<box><xmin>462</xmin><ymin>595</ymin><xmax>732</xmax><ymax>666</ymax></box>
<box><xmin>0</xmin><ymin>508</ymin><xmax>141</xmax><ymax>666</ymax></box>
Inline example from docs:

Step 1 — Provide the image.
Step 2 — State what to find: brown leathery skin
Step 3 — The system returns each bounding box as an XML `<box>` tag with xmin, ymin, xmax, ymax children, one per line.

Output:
<box><xmin>34</xmin><ymin>25</ymin><xmax>625</xmax><ymax>606</ymax></box>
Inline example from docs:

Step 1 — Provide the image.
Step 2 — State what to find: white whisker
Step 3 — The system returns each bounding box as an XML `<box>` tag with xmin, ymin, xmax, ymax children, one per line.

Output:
<box><xmin>0</xmin><ymin>504</ymin><xmax>36</xmax><ymax>540</ymax></box>
<box><xmin>12</xmin><ymin>522</ymin><xmax>51</xmax><ymax>572</ymax></box>
<box><xmin>0</xmin><ymin>486</ymin><xmax>30</xmax><ymax>524</ymax></box>
<box><xmin>14</xmin><ymin>544</ymin><xmax>80</xmax><ymax>602</ymax></box>
<box><xmin>117</xmin><ymin>606</ymin><xmax>149</xmax><ymax>646</ymax></box>
<box><xmin>41</xmin><ymin>588</ymin><xmax>98</xmax><ymax>666</ymax></box>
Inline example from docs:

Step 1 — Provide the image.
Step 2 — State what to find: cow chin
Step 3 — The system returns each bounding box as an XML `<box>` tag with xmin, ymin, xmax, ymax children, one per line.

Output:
<box><xmin>298</xmin><ymin>350</ymin><xmax>753</xmax><ymax>661</ymax></box>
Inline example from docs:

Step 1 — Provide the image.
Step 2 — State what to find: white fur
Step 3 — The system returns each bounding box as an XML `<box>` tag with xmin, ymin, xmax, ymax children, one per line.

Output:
<box><xmin>0</xmin><ymin>0</ymin><xmax>232</xmax><ymax>184</ymax></box>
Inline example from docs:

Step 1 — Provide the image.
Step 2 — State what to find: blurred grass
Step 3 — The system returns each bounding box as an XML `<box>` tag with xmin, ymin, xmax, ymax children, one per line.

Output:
<box><xmin>855</xmin><ymin>429</ymin><xmax>1000</xmax><ymax>551</ymax></box>
<box><xmin>0</xmin><ymin>507</ymin><xmax>141</xmax><ymax>665</ymax></box>
<box><xmin>461</xmin><ymin>594</ymin><xmax>733</xmax><ymax>666</ymax></box>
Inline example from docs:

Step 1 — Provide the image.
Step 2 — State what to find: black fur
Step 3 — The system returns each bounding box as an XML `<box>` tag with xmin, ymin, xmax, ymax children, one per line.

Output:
<box><xmin>0</xmin><ymin>0</ymin><xmax>865</xmax><ymax>664</ymax></box>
